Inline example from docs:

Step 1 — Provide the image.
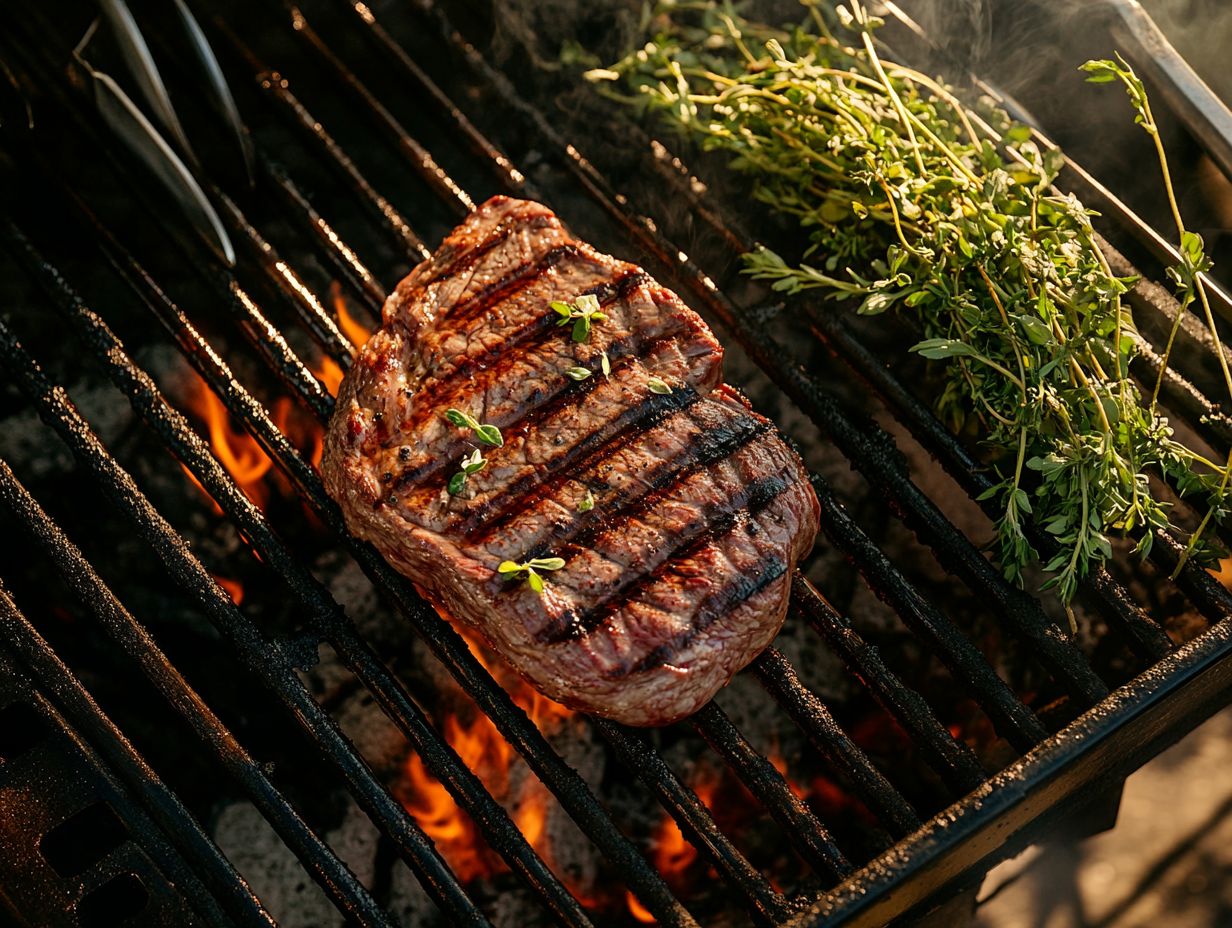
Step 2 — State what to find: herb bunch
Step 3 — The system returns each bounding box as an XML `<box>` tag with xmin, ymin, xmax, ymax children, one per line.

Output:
<box><xmin>588</xmin><ymin>1</ymin><xmax>1232</xmax><ymax>602</ymax></box>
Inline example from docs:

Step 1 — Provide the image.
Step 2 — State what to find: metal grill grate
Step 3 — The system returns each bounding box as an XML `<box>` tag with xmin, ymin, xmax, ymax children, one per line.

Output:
<box><xmin>1</xmin><ymin>2</ymin><xmax>1232</xmax><ymax>927</ymax></box>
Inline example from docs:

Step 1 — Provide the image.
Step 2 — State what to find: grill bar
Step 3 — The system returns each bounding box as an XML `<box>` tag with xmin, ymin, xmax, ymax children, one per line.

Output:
<box><xmin>342</xmin><ymin>0</ymin><xmax>525</xmax><ymax>191</ymax></box>
<box><xmin>750</xmin><ymin>649</ymin><xmax>921</xmax><ymax>838</ymax></box>
<box><xmin>404</xmin><ymin>0</ymin><xmax>1110</xmax><ymax>712</ymax></box>
<box><xmin>811</xmin><ymin>475</ymin><xmax>1049</xmax><ymax>753</ymax></box>
<box><xmin>789</xmin><ymin>611</ymin><xmax>1232</xmax><ymax>928</ymax></box>
<box><xmin>214</xmin><ymin>187</ymin><xmax>358</xmax><ymax>359</ymax></box>
<box><xmin>288</xmin><ymin>5</ymin><xmax>474</xmax><ymax>213</ymax></box>
<box><xmin>692</xmin><ymin>703</ymin><xmax>853</xmax><ymax>880</ymax></box>
<box><xmin>258</xmin><ymin>153</ymin><xmax>386</xmax><ymax>313</ymax></box>
<box><xmin>0</xmin><ymin>537</ymin><xmax>272</xmax><ymax>928</ymax></box>
<box><xmin>791</xmin><ymin>576</ymin><xmax>988</xmax><ymax>794</ymax></box>
<box><xmin>243</xmin><ymin>64</ymin><xmax>429</xmax><ymax>261</ymax></box>
<box><xmin>0</xmin><ymin>311</ymin><xmax>449</xmax><ymax>927</ymax></box>
<box><xmin>237</xmin><ymin>1</ymin><xmax>1042</xmax><ymax>788</ymax></box>
<box><xmin>591</xmin><ymin>718</ymin><xmax>793</xmax><ymax>926</ymax></box>
<box><xmin>0</xmin><ymin>217</ymin><xmax>599</xmax><ymax>928</ymax></box>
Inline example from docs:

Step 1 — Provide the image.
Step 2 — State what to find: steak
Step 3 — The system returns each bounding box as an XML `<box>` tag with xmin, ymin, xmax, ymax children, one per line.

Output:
<box><xmin>321</xmin><ymin>196</ymin><xmax>819</xmax><ymax>726</ymax></box>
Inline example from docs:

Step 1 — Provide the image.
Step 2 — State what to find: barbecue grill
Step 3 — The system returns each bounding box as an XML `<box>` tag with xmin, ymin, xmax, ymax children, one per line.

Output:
<box><xmin>3</xmin><ymin>1</ymin><xmax>1232</xmax><ymax>926</ymax></box>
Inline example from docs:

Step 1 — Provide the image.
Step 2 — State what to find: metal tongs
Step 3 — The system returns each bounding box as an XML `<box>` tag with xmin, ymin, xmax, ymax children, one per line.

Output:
<box><xmin>70</xmin><ymin>0</ymin><xmax>251</xmax><ymax>266</ymax></box>
<box><xmin>1095</xmin><ymin>0</ymin><xmax>1232</xmax><ymax>184</ymax></box>
<box><xmin>881</xmin><ymin>0</ymin><xmax>1232</xmax><ymax>185</ymax></box>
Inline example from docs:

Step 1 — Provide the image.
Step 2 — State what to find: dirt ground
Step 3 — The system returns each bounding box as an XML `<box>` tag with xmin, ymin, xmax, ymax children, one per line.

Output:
<box><xmin>975</xmin><ymin>705</ymin><xmax>1232</xmax><ymax>928</ymax></box>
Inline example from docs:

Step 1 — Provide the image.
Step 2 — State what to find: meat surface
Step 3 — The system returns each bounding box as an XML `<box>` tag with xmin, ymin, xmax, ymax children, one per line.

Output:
<box><xmin>322</xmin><ymin>196</ymin><xmax>819</xmax><ymax>726</ymax></box>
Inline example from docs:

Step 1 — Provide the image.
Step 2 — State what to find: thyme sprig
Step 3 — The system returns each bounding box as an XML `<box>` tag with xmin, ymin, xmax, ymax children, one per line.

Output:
<box><xmin>447</xmin><ymin>448</ymin><xmax>487</xmax><ymax>496</ymax></box>
<box><xmin>552</xmin><ymin>294</ymin><xmax>608</xmax><ymax>342</ymax></box>
<box><xmin>444</xmin><ymin>407</ymin><xmax>504</xmax><ymax>447</ymax></box>
<box><xmin>590</xmin><ymin>1</ymin><xmax>1232</xmax><ymax>602</ymax></box>
<box><xmin>498</xmin><ymin>556</ymin><xmax>566</xmax><ymax>594</ymax></box>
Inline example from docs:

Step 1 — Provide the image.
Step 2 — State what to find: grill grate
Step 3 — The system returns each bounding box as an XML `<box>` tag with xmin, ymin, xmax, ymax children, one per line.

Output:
<box><xmin>1</xmin><ymin>1</ymin><xmax>1232</xmax><ymax>927</ymax></box>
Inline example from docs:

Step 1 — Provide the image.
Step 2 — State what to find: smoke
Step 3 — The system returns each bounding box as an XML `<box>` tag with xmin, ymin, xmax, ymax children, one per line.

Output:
<box><xmin>481</xmin><ymin>0</ymin><xmax>1232</xmax><ymax>273</ymax></box>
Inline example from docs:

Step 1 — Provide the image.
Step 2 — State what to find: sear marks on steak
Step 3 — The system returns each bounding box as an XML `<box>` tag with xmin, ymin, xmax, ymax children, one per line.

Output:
<box><xmin>322</xmin><ymin>196</ymin><xmax>820</xmax><ymax>726</ymax></box>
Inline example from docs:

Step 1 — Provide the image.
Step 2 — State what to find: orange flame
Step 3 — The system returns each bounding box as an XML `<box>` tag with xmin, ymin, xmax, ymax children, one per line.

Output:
<box><xmin>332</xmin><ymin>281</ymin><xmax>374</xmax><ymax>351</ymax></box>
<box><xmin>181</xmin><ymin>376</ymin><xmax>277</xmax><ymax>510</ymax></box>
<box><xmin>396</xmin><ymin>631</ymin><xmax>574</xmax><ymax>886</ymax></box>
<box><xmin>181</xmin><ymin>281</ymin><xmax>375</xmax><ymax>506</ymax></box>
<box><xmin>769</xmin><ymin>745</ymin><xmax>809</xmax><ymax>801</ymax></box>
<box><xmin>214</xmin><ymin>575</ymin><xmax>244</xmax><ymax>605</ymax></box>
<box><xmin>626</xmin><ymin>891</ymin><xmax>656</xmax><ymax>924</ymax></box>
<box><xmin>1212</xmin><ymin>558</ymin><xmax>1232</xmax><ymax>591</ymax></box>
<box><xmin>638</xmin><ymin>765</ymin><xmax>717</xmax><ymax>915</ymax></box>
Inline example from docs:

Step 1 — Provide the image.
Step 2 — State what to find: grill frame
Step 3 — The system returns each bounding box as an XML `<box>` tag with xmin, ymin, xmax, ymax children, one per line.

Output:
<box><xmin>1</xmin><ymin>1</ymin><xmax>1231</xmax><ymax>926</ymax></box>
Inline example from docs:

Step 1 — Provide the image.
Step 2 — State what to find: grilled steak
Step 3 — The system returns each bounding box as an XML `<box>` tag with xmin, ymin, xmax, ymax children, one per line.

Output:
<box><xmin>322</xmin><ymin>196</ymin><xmax>819</xmax><ymax>726</ymax></box>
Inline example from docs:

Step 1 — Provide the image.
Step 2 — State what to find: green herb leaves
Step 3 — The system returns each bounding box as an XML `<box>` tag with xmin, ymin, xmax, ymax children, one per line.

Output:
<box><xmin>597</xmin><ymin>2</ymin><xmax>1231</xmax><ymax>602</ymax></box>
<box><xmin>443</xmin><ymin>409</ymin><xmax>499</xmax><ymax>498</ymax></box>
<box><xmin>497</xmin><ymin>556</ymin><xmax>566</xmax><ymax>594</ymax></box>
<box><xmin>564</xmin><ymin>366</ymin><xmax>592</xmax><ymax>382</ymax></box>
<box><xmin>444</xmin><ymin>408</ymin><xmax>503</xmax><ymax>447</ymax></box>
<box><xmin>577</xmin><ymin>488</ymin><xmax>595</xmax><ymax>512</ymax></box>
<box><xmin>447</xmin><ymin>448</ymin><xmax>487</xmax><ymax>496</ymax></box>
<box><xmin>551</xmin><ymin>294</ymin><xmax>608</xmax><ymax>342</ymax></box>
<box><xmin>646</xmin><ymin>377</ymin><xmax>673</xmax><ymax>395</ymax></box>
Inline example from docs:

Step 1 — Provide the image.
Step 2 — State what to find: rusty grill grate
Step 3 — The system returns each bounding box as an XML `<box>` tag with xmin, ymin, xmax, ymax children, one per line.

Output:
<box><xmin>2</xmin><ymin>2</ymin><xmax>1232</xmax><ymax>927</ymax></box>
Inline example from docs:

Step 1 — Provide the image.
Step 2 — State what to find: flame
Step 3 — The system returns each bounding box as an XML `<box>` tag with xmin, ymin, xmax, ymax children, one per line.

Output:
<box><xmin>768</xmin><ymin>746</ymin><xmax>809</xmax><ymax>801</ymax></box>
<box><xmin>332</xmin><ymin>281</ymin><xmax>374</xmax><ymax>350</ymax></box>
<box><xmin>214</xmin><ymin>575</ymin><xmax>244</xmax><ymax>605</ymax></box>
<box><xmin>640</xmin><ymin>766</ymin><xmax>718</xmax><ymax>905</ymax></box>
<box><xmin>181</xmin><ymin>281</ymin><xmax>374</xmax><ymax>506</ymax></box>
<box><xmin>1212</xmin><ymin>557</ymin><xmax>1232</xmax><ymax>590</ymax></box>
<box><xmin>396</xmin><ymin>631</ymin><xmax>574</xmax><ymax>886</ymax></box>
<box><xmin>182</xmin><ymin>376</ymin><xmax>277</xmax><ymax>510</ymax></box>
<box><xmin>626</xmin><ymin>891</ymin><xmax>656</xmax><ymax>924</ymax></box>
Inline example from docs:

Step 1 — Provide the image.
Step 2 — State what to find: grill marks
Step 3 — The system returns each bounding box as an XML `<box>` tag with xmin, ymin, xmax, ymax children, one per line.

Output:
<box><xmin>419</xmin><ymin>212</ymin><xmax>559</xmax><ymax>287</ymax></box>
<box><xmin>389</xmin><ymin>332</ymin><xmax>698</xmax><ymax>499</ymax></box>
<box><xmin>407</xmin><ymin>262</ymin><xmax>651</xmax><ymax>426</ymax></box>
<box><xmin>324</xmin><ymin>196</ymin><xmax>820</xmax><ymax>725</ymax></box>
<box><xmin>454</xmin><ymin>385</ymin><xmax>702</xmax><ymax>537</ymax></box>
<box><xmin>385</xmin><ymin>270</ymin><xmax>712</xmax><ymax>497</ymax></box>
<box><xmin>618</xmin><ymin>556</ymin><xmax>789</xmax><ymax>678</ymax></box>
<box><xmin>536</xmin><ymin>470</ymin><xmax>793</xmax><ymax>645</ymax></box>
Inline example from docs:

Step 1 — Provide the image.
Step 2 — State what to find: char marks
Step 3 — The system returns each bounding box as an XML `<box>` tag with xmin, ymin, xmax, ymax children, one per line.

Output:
<box><xmin>536</xmin><ymin>471</ymin><xmax>792</xmax><ymax>644</ymax></box>
<box><xmin>321</xmin><ymin>195</ymin><xmax>818</xmax><ymax>727</ymax></box>
<box><xmin>390</xmin><ymin>333</ymin><xmax>695</xmax><ymax>494</ymax></box>
<box><xmin>612</xmin><ymin>555</ymin><xmax>788</xmax><ymax>679</ymax></box>
<box><xmin>406</xmin><ymin>262</ymin><xmax>651</xmax><ymax>425</ymax></box>
<box><xmin>456</xmin><ymin>385</ymin><xmax>702</xmax><ymax>535</ymax></box>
